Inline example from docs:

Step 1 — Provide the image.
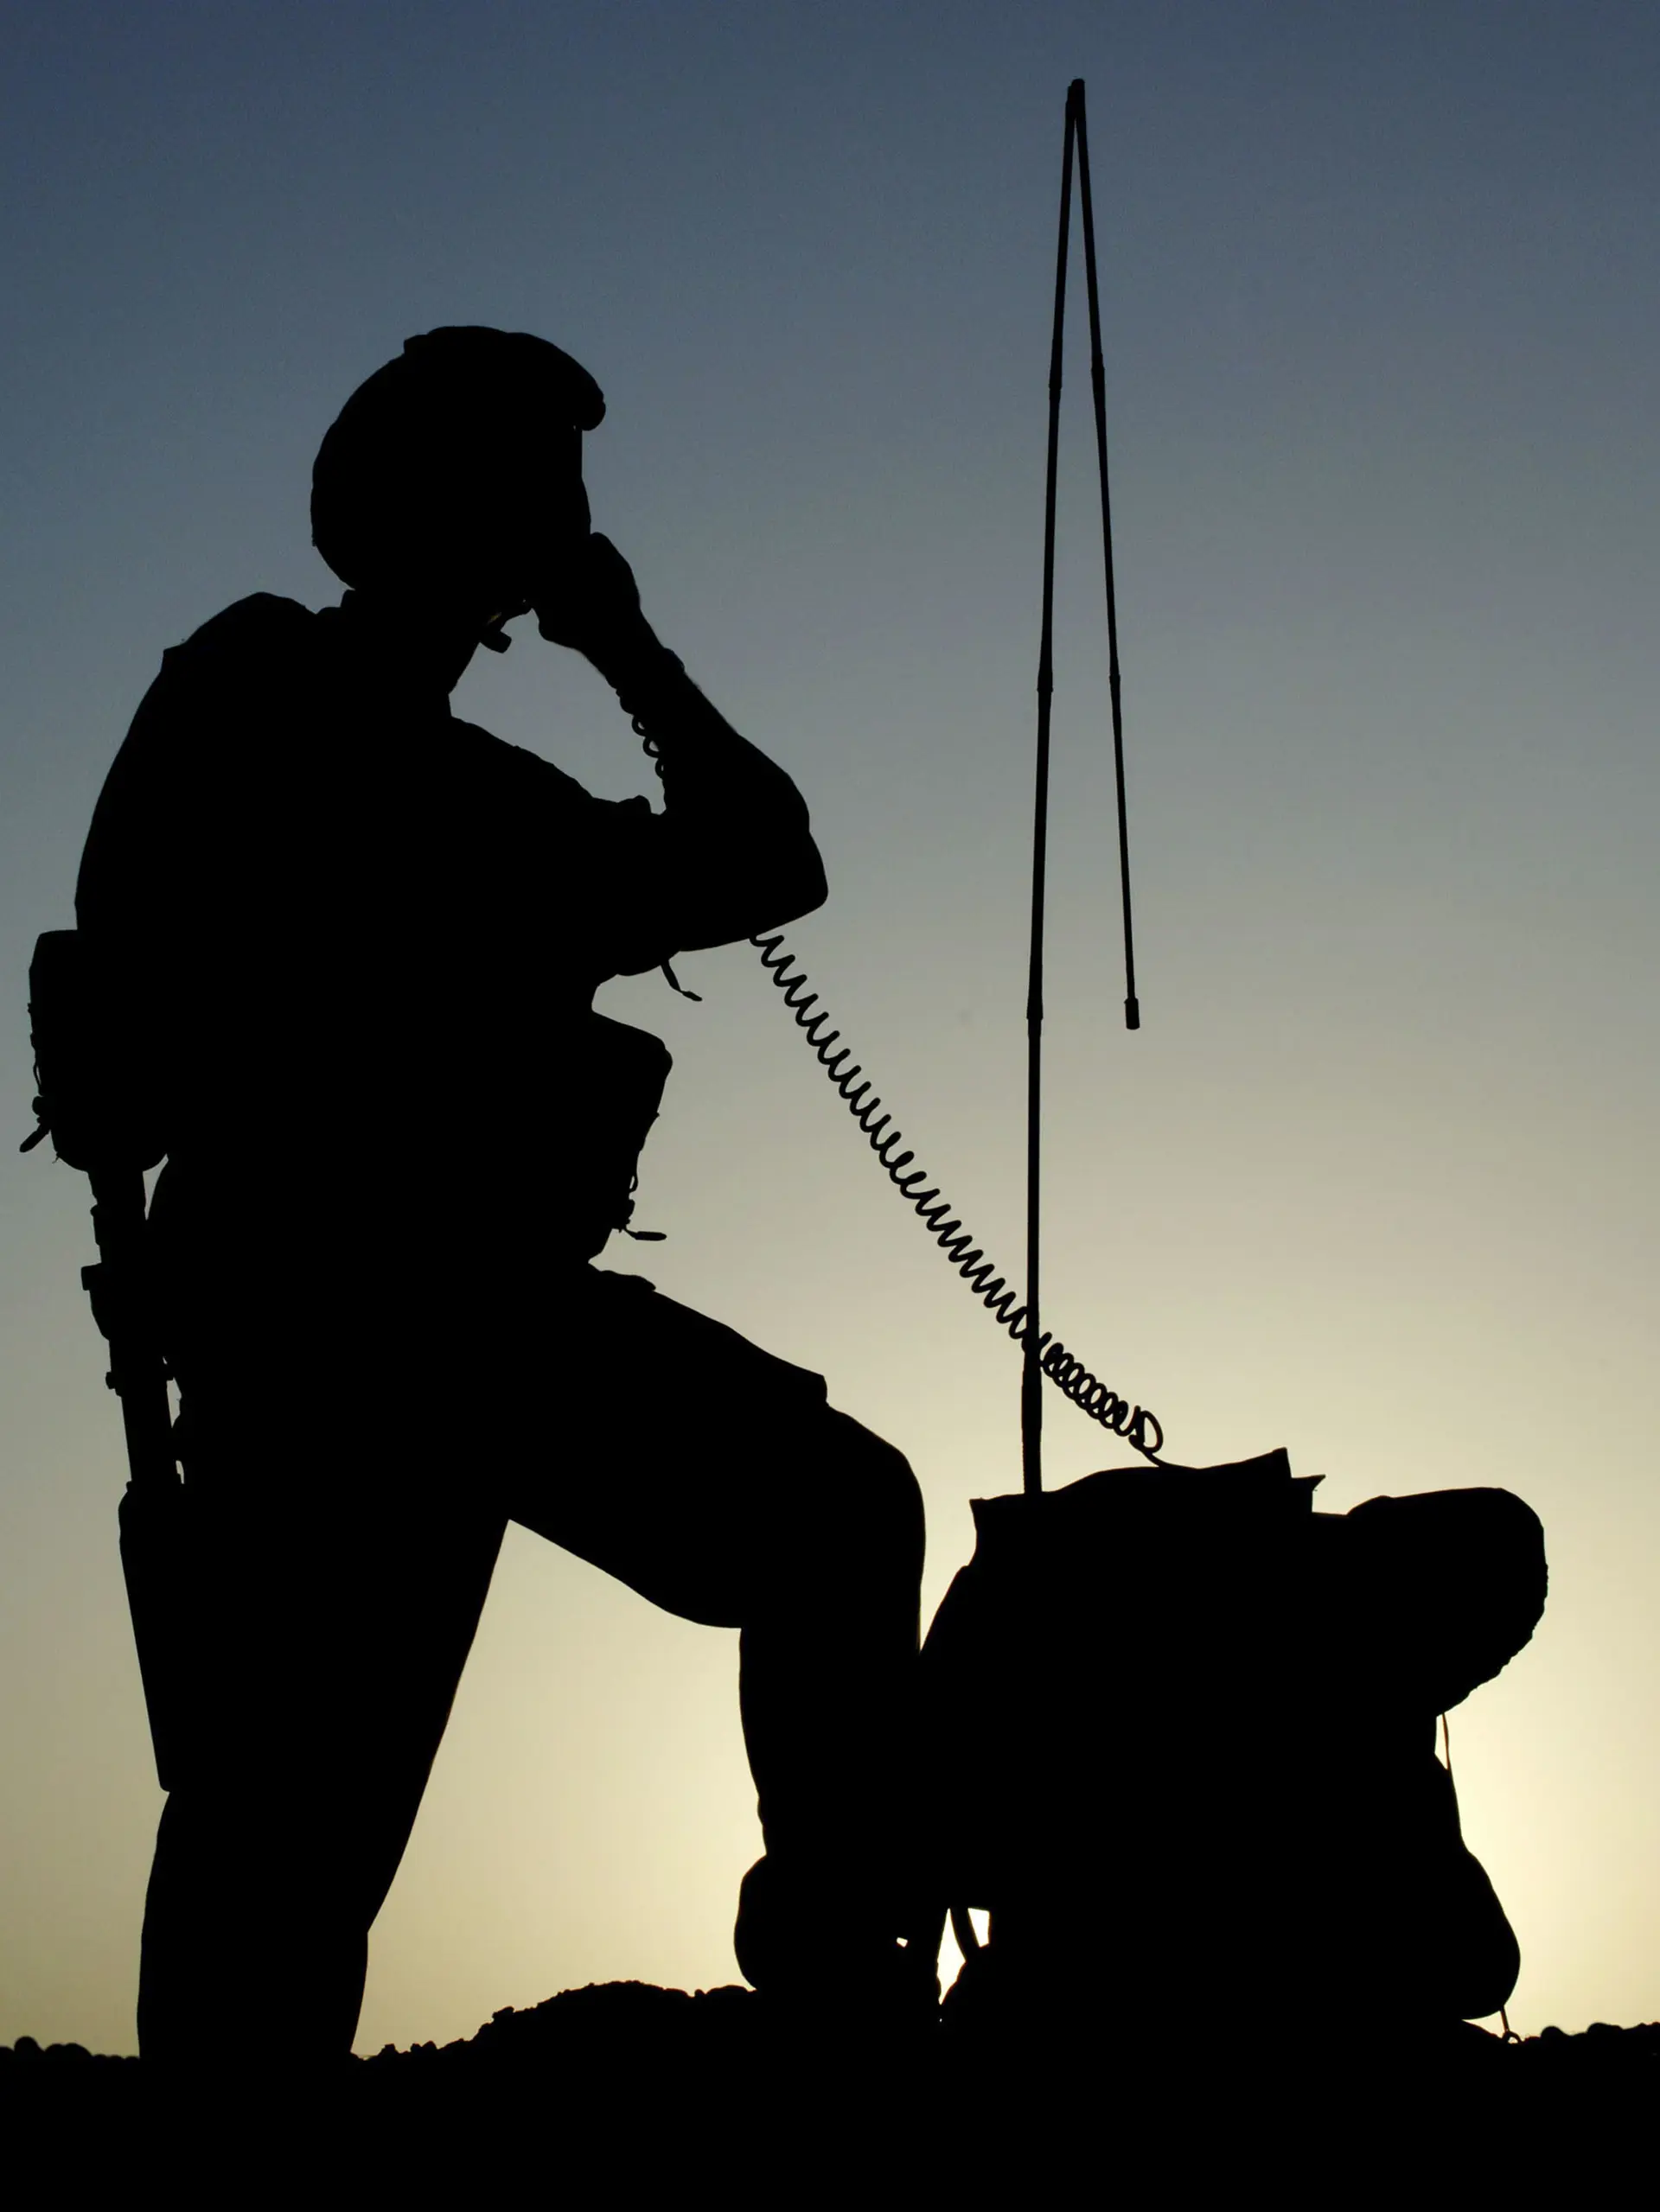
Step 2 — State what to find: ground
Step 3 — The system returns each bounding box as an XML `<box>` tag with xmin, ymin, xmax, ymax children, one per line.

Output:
<box><xmin>3</xmin><ymin>1983</ymin><xmax>1656</xmax><ymax>2196</ymax></box>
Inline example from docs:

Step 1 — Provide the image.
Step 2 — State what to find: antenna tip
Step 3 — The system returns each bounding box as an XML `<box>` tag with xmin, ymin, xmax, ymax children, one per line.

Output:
<box><xmin>1124</xmin><ymin>997</ymin><xmax>1140</xmax><ymax>1031</ymax></box>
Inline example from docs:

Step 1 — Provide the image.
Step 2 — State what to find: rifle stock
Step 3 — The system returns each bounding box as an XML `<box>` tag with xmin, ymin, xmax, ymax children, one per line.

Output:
<box><xmin>26</xmin><ymin>930</ymin><xmax>186</xmax><ymax>1791</ymax></box>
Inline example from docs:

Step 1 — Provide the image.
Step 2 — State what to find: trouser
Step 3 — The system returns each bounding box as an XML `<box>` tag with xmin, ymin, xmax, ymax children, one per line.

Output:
<box><xmin>137</xmin><ymin>1266</ymin><xmax>924</xmax><ymax>2062</ymax></box>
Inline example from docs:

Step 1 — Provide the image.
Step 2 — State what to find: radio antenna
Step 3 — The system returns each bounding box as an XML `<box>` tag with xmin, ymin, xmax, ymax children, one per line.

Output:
<box><xmin>1024</xmin><ymin>76</ymin><xmax>1141</xmax><ymax>1498</ymax></box>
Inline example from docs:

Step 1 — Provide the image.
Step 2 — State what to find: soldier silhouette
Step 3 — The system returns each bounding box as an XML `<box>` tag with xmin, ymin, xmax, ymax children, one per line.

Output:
<box><xmin>73</xmin><ymin>327</ymin><xmax>928</xmax><ymax>2062</ymax></box>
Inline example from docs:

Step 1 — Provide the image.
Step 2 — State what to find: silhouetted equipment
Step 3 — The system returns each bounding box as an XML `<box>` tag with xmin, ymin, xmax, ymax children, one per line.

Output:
<box><xmin>1025</xmin><ymin>76</ymin><xmax>1142</xmax><ymax>1497</ymax></box>
<box><xmin>570</xmin><ymin>1013</ymin><xmax>673</xmax><ymax>1253</ymax></box>
<box><xmin>921</xmin><ymin>1450</ymin><xmax>1548</xmax><ymax>2030</ymax></box>
<box><xmin>22</xmin><ymin>930</ymin><xmax>187</xmax><ymax>1789</ymax></box>
<box><xmin>896</xmin><ymin>80</ymin><xmax>1548</xmax><ymax>2041</ymax></box>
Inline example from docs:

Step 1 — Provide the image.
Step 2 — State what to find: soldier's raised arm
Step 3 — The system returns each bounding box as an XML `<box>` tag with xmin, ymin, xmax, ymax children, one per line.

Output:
<box><xmin>532</xmin><ymin>533</ymin><xmax>827</xmax><ymax>961</ymax></box>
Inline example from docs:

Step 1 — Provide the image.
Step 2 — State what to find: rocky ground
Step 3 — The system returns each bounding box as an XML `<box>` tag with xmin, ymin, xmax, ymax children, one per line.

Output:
<box><xmin>4</xmin><ymin>1983</ymin><xmax>1656</xmax><ymax>2197</ymax></box>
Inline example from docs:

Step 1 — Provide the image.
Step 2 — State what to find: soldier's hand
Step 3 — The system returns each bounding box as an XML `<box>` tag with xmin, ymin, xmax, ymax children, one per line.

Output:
<box><xmin>533</xmin><ymin>534</ymin><xmax>649</xmax><ymax>664</ymax></box>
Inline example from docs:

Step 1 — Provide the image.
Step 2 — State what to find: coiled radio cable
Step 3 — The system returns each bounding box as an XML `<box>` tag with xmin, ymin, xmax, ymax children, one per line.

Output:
<box><xmin>751</xmin><ymin>929</ymin><xmax>1164</xmax><ymax>1462</ymax></box>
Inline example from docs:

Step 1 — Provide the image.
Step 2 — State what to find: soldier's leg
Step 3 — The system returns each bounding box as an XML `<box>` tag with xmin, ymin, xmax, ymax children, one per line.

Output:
<box><xmin>730</xmin><ymin>1410</ymin><xmax>929</xmax><ymax>1996</ymax></box>
<box><xmin>501</xmin><ymin>1272</ymin><xmax>926</xmax><ymax>1981</ymax></box>
<box><xmin>136</xmin><ymin>1374</ymin><xmax>504</xmax><ymax>2065</ymax></box>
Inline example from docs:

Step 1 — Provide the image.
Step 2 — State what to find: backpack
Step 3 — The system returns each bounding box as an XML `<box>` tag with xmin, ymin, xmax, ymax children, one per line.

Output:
<box><xmin>920</xmin><ymin>1450</ymin><xmax>1546</xmax><ymax>2032</ymax></box>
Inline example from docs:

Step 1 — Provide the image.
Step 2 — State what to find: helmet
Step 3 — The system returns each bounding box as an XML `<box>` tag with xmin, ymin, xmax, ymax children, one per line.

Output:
<box><xmin>310</xmin><ymin>326</ymin><xmax>605</xmax><ymax>591</ymax></box>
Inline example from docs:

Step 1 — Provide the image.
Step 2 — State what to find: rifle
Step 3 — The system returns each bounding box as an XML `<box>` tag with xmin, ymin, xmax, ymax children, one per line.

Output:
<box><xmin>22</xmin><ymin>929</ymin><xmax>188</xmax><ymax>1789</ymax></box>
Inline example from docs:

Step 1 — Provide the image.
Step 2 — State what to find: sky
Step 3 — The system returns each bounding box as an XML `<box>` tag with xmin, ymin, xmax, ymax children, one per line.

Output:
<box><xmin>2</xmin><ymin>0</ymin><xmax>1657</xmax><ymax>2056</ymax></box>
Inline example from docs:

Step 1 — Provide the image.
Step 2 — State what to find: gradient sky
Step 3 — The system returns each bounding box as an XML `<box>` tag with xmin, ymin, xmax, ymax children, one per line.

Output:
<box><xmin>3</xmin><ymin>1</ymin><xmax>1657</xmax><ymax>2056</ymax></box>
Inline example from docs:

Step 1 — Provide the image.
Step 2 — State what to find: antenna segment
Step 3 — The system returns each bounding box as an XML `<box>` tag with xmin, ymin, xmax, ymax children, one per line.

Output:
<box><xmin>1023</xmin><ymin>77</ymin><xmax>1141</xmax><ymax>1498</ymax></box>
